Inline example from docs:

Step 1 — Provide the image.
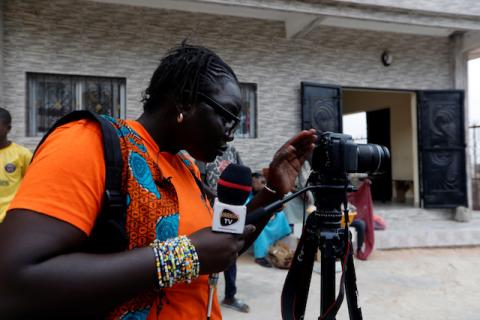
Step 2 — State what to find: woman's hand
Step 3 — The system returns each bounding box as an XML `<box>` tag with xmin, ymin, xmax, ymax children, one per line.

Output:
<box><xmin>189</xmin><ymin>225</ymin><xmax>256</xmax><ymax>274</ymax></box>
<box><xmin>267</xmin><ymin>129</ymin><xmax>317</xmax><ymax>196</ymax></box>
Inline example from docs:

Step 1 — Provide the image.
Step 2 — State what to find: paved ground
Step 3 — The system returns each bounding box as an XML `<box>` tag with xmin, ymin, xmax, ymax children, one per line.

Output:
<box><xmin>219</xmin><ymin>247</ymin><xmax>480</xmax><ymax>320</ymax></box>
<box><xmin>217</xmin><ymin>206</ymin><xmax>480</xmax><ymax>319</ymax></box>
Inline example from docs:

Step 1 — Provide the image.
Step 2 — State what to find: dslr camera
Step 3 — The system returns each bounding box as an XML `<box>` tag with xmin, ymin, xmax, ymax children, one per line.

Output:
<box><xmin>312</xmin><ymin>131</ymin><xmax>390</xmax><ymax>176</ymax></box>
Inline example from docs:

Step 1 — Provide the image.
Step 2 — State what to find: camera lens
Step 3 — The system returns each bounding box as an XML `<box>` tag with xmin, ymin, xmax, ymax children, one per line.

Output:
<box><xmin>356</xmin><ymin>144</ymin><xmax>390</xmax><ymax>174</ymax></box>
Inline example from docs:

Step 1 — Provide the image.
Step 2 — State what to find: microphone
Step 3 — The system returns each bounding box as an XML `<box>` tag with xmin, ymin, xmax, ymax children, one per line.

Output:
<box><xmin>211</xmin><ymin>163</ymin><xmax>252</xmax><ymax>234</ymax></box>
<box><xmin>217</xmin><ymin>163</ymin><xmax>252</xmax><ymax>205</ymax></box>
<box><xmin>207</xmin><ymin>163</ymin><xmax>252</xmax><ymax>319</ymax></box>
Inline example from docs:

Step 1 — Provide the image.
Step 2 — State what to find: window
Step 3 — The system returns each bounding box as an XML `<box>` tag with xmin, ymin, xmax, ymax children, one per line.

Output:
<box><xmin>27</xmin><ymin>73</ymin><xmax>126</xmax><ymax>136</ymax></box>
<box><xmin>236</xmin><ymin>83</ymin><xmax>257</xmax><ymax>138</ymax></box>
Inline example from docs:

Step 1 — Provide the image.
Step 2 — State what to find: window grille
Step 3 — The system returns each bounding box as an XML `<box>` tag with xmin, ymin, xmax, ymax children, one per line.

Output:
<box><xmin>236</xmin><ymin>83</ymin><xmax>257</xmax><ymax>139</ymax></box>
<box><xmin>27</xmin><ymin>73</ymin><xmax>126</xmax><ymax>136</ymax></box>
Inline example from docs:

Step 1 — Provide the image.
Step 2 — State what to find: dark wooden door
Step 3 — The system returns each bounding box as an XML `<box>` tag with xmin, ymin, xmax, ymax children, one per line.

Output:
<box><xmin>301</xmin><ymin>82</ymin><xmax>342</xmax><ymax>133</ymax></box>
<box><xmin>417</xmin><ymin>90</ymin><xmax>467</xmax><ymax>208</ymax></box>
<box><xmin>367</xmin><ymin>108</ymin><xmax>392</xmax><ymax>202</ymax></box>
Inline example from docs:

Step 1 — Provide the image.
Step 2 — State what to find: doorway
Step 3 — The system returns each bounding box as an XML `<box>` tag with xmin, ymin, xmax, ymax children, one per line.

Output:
<box><xmin>342</xmin><ymin>89</ymin><xmax>418</xmax><ymax>206</ymax></box>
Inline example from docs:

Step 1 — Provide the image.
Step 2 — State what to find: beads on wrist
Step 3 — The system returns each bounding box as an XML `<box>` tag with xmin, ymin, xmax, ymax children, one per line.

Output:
<box><xmin>149</xmin><ymin>235</ymin><xmax>200</xmax><ymax>288</ymax></box>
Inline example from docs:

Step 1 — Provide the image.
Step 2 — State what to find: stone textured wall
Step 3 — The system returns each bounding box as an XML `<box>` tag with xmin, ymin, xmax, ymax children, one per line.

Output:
<box><xmin>2</xmin><ymin>0</ymin><xmax>454</xmax><ymax>170</ymax></box>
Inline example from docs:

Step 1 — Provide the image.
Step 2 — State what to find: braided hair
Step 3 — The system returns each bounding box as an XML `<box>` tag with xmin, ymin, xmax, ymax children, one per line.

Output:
<box><xmin>142</xmin><ymin>42</ymin><xmax>238</xmax><ymax>114</ymax></box>
<box><xmin>0</xmin><ymin>107</ymin><xmax>12</xmax><ymax>125</ymax></box>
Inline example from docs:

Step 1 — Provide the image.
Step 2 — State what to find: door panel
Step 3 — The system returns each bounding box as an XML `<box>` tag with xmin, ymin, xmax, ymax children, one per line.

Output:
<box><xmin>417</xmin><ymin>91</ymin><xmax>467</xmax><ymax>208</ymax></box>
<box><xmin>301</xmin><ymin>82</ymin><xmax>342</xmax><ymax>133</ymax></box>
<box><xmin>367</xmin><ymin>109</ymin><xmax>392</xmax><ymax>202</ymax></box>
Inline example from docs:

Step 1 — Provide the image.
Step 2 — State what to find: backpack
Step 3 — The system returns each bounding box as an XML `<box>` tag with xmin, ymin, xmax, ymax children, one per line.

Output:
<box><xmin>33</xmin><ymin>110</ymin><xmax>128</xmax><ymax>253</ymax></box>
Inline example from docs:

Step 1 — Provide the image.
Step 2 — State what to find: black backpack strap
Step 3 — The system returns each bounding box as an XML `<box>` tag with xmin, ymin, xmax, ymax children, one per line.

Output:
<box><xmin>34</xmin><ymin>110</ymin><xmax>127</xmax><ymax>252</ymax></box>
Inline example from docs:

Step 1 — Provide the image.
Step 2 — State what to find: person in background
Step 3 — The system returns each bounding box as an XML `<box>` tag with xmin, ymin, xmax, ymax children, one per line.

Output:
<box><xmin>0</xmin><ymin>107</ymin><xmax>32</xmax><ymax>223</ymax></box>
<box><xmin>198</xmin><ymin>144</ymin><xmax>250</xmax><ymax>313</ymax></box>
<box><xmin>350</xmin><ymin>214</ymin><xmax>366</xmax><ymax>256</ymax></box>
<box><xmin>251</xmin><ymin>172</ymin><xmax>292</xmax><ymax>268</ymax></box>
<box><xmin>348</xmin><ymin>178</ymin><xmax>375</xmax><ymax>260</ymax></box>
<box><xmin>283</xmin><ymin>160</ymin><xmax>316</xmax><ymax>225</ymax></box>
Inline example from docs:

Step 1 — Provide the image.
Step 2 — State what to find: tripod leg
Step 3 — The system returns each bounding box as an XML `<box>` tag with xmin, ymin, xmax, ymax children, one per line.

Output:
<box><xmin>344</xmin><ymin>244</ymin><xmax>363</xmax><ymax>320</ymax></box>
<box><xmin>320</xmin><ymin>233</ymin><xmax>338</xmax><ymax>319</ymax></box>
<box><xmin>318</xmin><ymin>231</ymin><xmax>363</xmax><ymax>320</ymax></box>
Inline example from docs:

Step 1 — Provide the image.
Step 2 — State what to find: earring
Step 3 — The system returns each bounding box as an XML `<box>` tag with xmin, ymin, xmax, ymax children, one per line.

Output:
<box><xmin>177</xmin><ymin>113</ymin><xmax>184</xmax><ymax>123</ymax></box>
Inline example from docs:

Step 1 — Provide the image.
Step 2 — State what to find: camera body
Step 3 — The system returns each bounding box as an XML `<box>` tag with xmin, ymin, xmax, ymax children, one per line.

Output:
<box><xmin>312</xmin><ymin>132</ymin><xmax>390</xmax><ymax>176</ymax></box>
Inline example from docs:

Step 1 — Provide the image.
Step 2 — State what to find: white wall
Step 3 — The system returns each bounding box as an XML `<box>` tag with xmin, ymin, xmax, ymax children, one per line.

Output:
<box><xmin>332</xmin><ymin>0</ymin><xmax>480</xmax><ymax>16</ymax></box>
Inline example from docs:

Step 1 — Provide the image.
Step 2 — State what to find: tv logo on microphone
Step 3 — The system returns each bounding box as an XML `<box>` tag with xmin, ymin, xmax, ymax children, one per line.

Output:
<box><xmin>212</xmin><ymin>199</ymin><xmax>246</xmax><ymax>234</ymax></box>
<box><xmin>220</xmin><ymin>209</ymin><xmax>239</xmax><ymax>226</ymax></box>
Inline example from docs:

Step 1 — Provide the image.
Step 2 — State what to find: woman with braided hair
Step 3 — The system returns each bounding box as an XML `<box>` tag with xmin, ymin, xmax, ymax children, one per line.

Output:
<box><xmin>0</xmin><ymin>43</ymin><xmax>316</xmax><ymax>319</ymax></box>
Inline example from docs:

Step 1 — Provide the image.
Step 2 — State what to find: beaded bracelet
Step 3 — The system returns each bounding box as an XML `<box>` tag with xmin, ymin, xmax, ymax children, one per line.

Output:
<box><xmin>149</xmin><ymin>235</ymin><xmax>200</xmax><ymax>289</ymax></box>
<box><xmin>264</xmin><ymin>184</ymin><xmax>286</xmax><ymax>201</ymax></box>
<box><xmin>264</xmin><ymin>184</ymin><xmax>277</xmax><ymax>194</ymax></box>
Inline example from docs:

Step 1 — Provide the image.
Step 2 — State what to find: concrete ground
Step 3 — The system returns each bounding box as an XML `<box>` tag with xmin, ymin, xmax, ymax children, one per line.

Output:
<box><xmin>219</xmin><ymin>247</ymin><xmax>480</xmax><ymax>320</ymax></box>
<box><xmin>218</xmin><ymin>206</ymin><xmax>480</xmax><ymax>319</ymax></box>
<box><xmin>373</xmin><ymin>204</ymin><xmax>480</xmax><ymax>249</ymax></box>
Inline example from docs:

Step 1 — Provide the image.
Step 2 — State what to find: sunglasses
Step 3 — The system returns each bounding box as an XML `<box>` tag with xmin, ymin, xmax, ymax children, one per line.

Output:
<box><xmin>195</xmin><ymin>91</ymin><xmax>240</xmax><ymax>135</ymax></box>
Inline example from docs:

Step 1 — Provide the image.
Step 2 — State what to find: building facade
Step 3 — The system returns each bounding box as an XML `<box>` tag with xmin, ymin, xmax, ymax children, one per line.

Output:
<box><xmin>1</xmin><ymin>0</ymin><xmax>479</xmax><ymax>208</ymax></box>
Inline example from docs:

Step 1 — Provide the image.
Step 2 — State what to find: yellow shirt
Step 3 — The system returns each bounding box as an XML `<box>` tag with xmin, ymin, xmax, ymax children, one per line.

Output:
<box><xmin>0</xmin><ymin>142</ymin><xmax>32</xmax><ymax>221</ymax></box>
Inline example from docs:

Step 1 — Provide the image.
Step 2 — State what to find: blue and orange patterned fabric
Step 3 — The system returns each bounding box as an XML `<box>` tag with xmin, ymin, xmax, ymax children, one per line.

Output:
<box><xmin>102</xmin><ymin>117</ymin><xmax>220</xmax><ymax>320</ymax></box>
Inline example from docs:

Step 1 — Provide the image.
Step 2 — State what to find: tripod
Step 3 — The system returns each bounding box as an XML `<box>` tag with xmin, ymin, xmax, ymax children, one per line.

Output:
<box><xmin>281</xmin><ymin>183</ymin><xmax>363</xmax><ymax>320</ymax></box>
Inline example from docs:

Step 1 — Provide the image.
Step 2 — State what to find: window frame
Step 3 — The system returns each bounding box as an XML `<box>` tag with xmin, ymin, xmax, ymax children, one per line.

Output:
<box><xmin>26</xmin><ymin>72</ymin><xmax>126</xmax><ymax>137</ymax></box>
<box><xmin>236</xmin><ymin>82</ymin><xmax>258</xmax><ymax>139</ymax></box>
